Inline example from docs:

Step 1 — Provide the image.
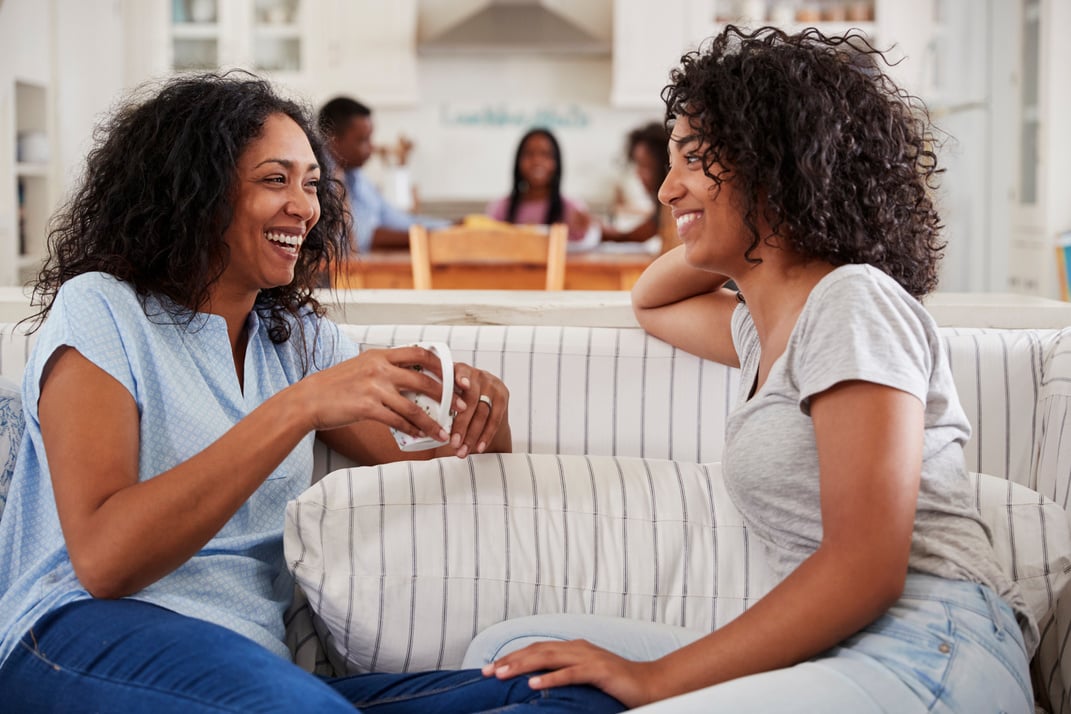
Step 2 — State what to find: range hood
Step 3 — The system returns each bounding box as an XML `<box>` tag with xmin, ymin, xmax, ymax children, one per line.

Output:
<box><xmin>419</xmin><ymin>0</ymin><xmax>610</xmax><ymax>56</ymax></box>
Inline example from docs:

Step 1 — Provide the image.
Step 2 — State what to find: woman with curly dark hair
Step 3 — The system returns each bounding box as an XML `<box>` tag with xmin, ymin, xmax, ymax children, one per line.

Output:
<box><xmin>476</xmin><ymin>27</ymin><xmax>1035</xmax><ymax>712</ymax></box>
<box><xmin>0</xmin><ymin>72</ymin><xmax>626</xmax><ymax>713</ymax></box>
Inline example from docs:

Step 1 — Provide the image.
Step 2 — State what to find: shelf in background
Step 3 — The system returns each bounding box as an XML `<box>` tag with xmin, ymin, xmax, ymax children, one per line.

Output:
<box><xmin>15</xmin><ymin>162</ymin><xmax>47</xmax><ymax>177</ymax></box>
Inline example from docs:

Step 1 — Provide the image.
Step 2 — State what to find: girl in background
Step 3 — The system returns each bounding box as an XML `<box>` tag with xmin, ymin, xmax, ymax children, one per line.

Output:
<box><xmin>485</xmin><ymin>127</ymin><xmax>591</xmax><ymax>242</ymax></box>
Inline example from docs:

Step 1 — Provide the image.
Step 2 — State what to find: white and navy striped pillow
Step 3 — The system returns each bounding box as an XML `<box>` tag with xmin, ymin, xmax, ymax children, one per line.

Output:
<box><xmin>285</xmin><ymin>454</ymin><xmax>773</xmax><ymax>674</ymax></box>
<box><xmin>0</xmin><ymin>376</ymin><xmax>23</xmax><ymax>522</ymax></box>
<box><xmin>283</xmin><ymin>454</ymin><xmax>1071</xmax><ymax>676</ymax></box>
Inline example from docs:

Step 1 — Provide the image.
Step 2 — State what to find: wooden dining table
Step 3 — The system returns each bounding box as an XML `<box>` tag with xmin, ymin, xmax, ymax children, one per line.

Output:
<box><xmin>334</xmin><ymin>249</ymin><xmax>657</xmax><ymax>291</ymax></box>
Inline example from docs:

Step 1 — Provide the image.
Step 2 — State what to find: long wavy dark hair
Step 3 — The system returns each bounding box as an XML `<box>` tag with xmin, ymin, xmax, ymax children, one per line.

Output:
<box><xmin>507</xmin><ymin>127</ymin><xmax>565</xmax><ymax>225</ymax></box>
<box><xmin>28</xmin><ymin>71</ymin><xmax>350</xmax><ymax>340</ymax></box>
<box><xmin>663</xmin><ymin>26</ymin><xmax>944</xmax><ymax>297</ymax></box>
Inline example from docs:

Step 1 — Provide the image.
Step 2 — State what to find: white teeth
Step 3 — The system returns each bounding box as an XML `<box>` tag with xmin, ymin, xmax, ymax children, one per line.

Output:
<box><xmin>266</xmin><ymin>232</ymin><xmax>303</xmax><ymax>248</ymax></box>
<box><xmin>675</xmin><ymin>213</ymin><xmax>699</xmax><ymax>231</ymax></box>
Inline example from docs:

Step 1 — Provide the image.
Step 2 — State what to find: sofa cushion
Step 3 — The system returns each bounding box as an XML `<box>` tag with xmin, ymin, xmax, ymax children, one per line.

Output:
<box><xmin>284</xmin><ymin>453</ymin><xmax>1071</xmax><ymax>675</ymax></box>
<box><xmin>0</xmin><ymin>376</ymin><xmax>23</xmax><ymax>522</ymax></box>
<box><xmin>285</xmin><ymin>454</ymin><xmax>770</xmax><ymax>674</ymax></box>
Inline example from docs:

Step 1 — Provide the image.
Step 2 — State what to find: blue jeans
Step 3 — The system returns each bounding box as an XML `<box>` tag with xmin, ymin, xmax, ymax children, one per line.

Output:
<box><xmin>465</xmin><ymin>574</ymin><xmax>1035</xmax><ymax>713</ymax></box>
<box><xmin>0</xmin><ymin>599</ymin><xmax>625</xmax><ymax>713</ymax></box>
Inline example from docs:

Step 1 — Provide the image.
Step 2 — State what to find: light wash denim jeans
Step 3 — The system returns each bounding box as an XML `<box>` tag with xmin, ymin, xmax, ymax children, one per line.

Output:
<box><xmin>0</xmin><ymin>599</ymin><xmax>625</xmax><ymax>713</ymax></box>
<box><xmin>463</xmin><ymin>574</ymin><xmax>1034</xmax><ymax>713</ymax></box>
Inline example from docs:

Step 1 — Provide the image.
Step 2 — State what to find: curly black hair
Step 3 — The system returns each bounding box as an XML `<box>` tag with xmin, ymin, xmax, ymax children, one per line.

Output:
<box><xmin>663</xmin><ymin>26</ymin><xmax>944</xmax><ymax>297</ymax></box>
<box><xmin>507</xmin><ymin>127</ymin><xmax>565</xmax><ymax>226</ymax></box>
<box><xmin>28</xmin><ymin>71</ymin><xmax>350</xmax><ymax>340</ymax></box>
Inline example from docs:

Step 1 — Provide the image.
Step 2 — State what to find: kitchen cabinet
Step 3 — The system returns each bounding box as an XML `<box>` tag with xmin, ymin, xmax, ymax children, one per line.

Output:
<box><xmin>1008</xmin><ymin>0</ymin><xmax>1071</xmax><ymax>298</ymax></box>
<box><xmin>121</xmin><ymin>0</ymin><xmax>317</xmax><ymax>93</ymax></box>
<box><xmin>315</xmin><ymin>0</ymin><xmax>418</xmax><ymax>107</ymax></box>
<box><xmin>611</xmin><ymin>0</ymin><xmax>936</xmax><ymax>109</ymax></box>
<box><xmin>127</xmin><ymin>0</ymin><xmax>418</xmax><ymax>106</ymax></box>
<box><xmin>165</xmin><ymin>0</ymin><xmax>316</xmax><ymax>88</ymax></box>
<box><xmin>610</xmin><ymin>0</ymin><xmax>693</xmax><ymax>108</ymax></box>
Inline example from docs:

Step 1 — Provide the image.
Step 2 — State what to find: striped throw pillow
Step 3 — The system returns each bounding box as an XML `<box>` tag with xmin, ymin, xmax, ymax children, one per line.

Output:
<box><xmin>283</xmin><ymin>453</ymin><xmax>1071</xmax><ymax>675</ymax></box>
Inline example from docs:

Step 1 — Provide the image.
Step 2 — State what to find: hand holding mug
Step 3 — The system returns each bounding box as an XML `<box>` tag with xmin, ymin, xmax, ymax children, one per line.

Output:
<box><xmin>390</xmin><ymin>342</ymin><xmax>455</xmax><ymax>452</ymax></box>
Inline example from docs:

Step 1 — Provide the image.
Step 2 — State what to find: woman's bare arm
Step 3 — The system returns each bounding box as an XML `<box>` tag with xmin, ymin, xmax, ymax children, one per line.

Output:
<box><xmin>631</xmin><ymin>245</ymin><xmax>740</xmax><ymax>367</ymax></box>
<box><xmin>44</xmin><ymin>344</ymin><xmax>452</xmax><ymax>598</ymax></box>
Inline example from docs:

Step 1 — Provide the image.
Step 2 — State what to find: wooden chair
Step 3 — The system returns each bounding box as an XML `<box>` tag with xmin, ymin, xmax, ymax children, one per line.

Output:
<box><xmin>408</xmin><ymin>223</ymin><xmax>568</xmax><ymax>290</ymax></box>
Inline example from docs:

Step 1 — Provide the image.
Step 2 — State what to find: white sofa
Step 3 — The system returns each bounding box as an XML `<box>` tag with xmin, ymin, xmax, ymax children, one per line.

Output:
<box><xmin>2</xmin><ymin>307</ymin><xmax>1071</xmax><ymax>711</ymax></box>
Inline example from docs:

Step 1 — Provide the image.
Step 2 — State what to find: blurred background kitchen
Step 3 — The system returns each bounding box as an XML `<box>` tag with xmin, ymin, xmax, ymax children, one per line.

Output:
<box><xmin>1</xmin><ymin>0</ymin><xmax>1069</xmax><ymax>297</ymax></box>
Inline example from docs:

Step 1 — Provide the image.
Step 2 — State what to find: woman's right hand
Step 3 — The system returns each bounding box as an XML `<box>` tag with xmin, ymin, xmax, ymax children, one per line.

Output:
<box><xmin>297</xmin><ymin>345</ymin><xmax>455</xmax><ymax>442</ymax></box>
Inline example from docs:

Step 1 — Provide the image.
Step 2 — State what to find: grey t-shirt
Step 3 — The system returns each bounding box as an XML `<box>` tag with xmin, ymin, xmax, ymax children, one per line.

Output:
<box><xmin>724</xmin><ymin>264</ymin><xmax>1037</xmax><ymax>653</ymax></box>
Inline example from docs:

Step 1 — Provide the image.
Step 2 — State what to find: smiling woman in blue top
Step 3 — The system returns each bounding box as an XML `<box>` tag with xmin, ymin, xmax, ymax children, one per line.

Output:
<box><xmin>0</xmin><ymin>72</ymin><xmax>624</xmax><ymax>714</ymax></box>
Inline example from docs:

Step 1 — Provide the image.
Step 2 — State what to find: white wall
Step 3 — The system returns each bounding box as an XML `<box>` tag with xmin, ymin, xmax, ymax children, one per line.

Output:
<box><xmin>0</xmin><ymin>0</ymin><xmax>53</xmax><ymax>85</ymax></box>
<box><xmin>53</xmin><ymin>0</ymin><xmax>126</xmax><ymax>192</ymax></box>
<box><xmin>372</xmin><ymin>55</ymin><xmax>656</xmax><ymax>210</ymax></box>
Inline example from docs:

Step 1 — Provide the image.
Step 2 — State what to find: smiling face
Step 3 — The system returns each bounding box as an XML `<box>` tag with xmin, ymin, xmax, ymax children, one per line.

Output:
<box><xmin>658</xmin><ymin>117</ymin><xmax>752</xmax><ymax>276</ymax></box>
<box><xmin>518</xmin><ymin>132</ymin><xmax>558</xmax><ymax>193</ymax></box>
<box><xmin>215</xmin><ymin>112</ymin><xmax>321</xmax><ymax>303</ymax></box>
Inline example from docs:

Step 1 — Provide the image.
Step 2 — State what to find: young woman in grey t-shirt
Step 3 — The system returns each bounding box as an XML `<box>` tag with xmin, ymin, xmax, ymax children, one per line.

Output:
<box><xmin>477</xmin><ymin>25</ymin><xmax>1035</xmax><ymax>713</ymax></box>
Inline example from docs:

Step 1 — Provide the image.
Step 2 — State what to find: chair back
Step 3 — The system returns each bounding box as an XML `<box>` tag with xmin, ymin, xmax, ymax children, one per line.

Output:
<box><xmin>409</xmin><ymin>223</ymin><xmax>567</xmax><ymax>290</ymax></box>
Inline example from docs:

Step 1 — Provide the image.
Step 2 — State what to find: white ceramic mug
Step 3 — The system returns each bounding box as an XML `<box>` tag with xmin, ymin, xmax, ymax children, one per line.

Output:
<box><xmin>390</xmin><ymin>342</ymin><xmax>454</xmax><ymax>452</ymax></box>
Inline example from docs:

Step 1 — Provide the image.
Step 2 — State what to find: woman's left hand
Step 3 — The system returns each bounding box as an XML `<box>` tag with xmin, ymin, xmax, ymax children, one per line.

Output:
<box><xmin>446</xmin><ymin>362</ymin><xmax>511</xmax><ymax>458</ymax></box>
<box><xmin>482</xmin><ymin>639</ymin><xmax>658</xmax><ymax>709</ymax></box>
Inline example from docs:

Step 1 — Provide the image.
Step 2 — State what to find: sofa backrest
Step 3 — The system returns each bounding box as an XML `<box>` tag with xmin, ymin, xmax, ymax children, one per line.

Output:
<box><xmin>3</xmin><ymin>321</ymin><xmax>1070</xmax><ymax>507</ymax></box>
<box><xmin>341</xmin><ymin>324</ymin><xmax>739</xmax><ymax>462</ymax></box>
<box><xmin>942</xmin><ymin>329</ymin><xmax>1053</xmax><ymax>491</ymax></box>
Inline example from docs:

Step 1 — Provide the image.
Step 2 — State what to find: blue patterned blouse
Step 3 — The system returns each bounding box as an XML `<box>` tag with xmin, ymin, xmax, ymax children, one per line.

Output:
<box><xmin>0</xmin><ymin>272</ymin><xmax>358</xmax><ymax>666</ymax></box>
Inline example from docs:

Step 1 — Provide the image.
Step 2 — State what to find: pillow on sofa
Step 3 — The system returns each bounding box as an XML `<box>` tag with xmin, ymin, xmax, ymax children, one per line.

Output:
<box><xmin>283</xmin><ymin>453</ymin><xmax>1071</xmax><ymax>674</ymax></box>
<box><xmin>0</xmin><ymin>376</ymin><xmax>24</xmax><ymax>522</ymax></box>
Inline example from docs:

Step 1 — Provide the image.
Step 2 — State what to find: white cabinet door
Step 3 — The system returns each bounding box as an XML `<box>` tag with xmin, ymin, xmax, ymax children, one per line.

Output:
<box><xmin>318</xmin><ymin>0</ymin><xmax>418</xmax><ymax>107</ymax></box>
<box><xmin>129</xmin><ymin>0</ymin><xmax>332</xmax><ymax>95</ymax></box>
<box><xmin>610</xmin><ymin>0</ymin><xmax>691</xmax><ymax>109</ymax></box>
<box><xmin>612</xmin><ymin>0</ymin><xmax>904</xmax><ymax>110</ymax></box>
